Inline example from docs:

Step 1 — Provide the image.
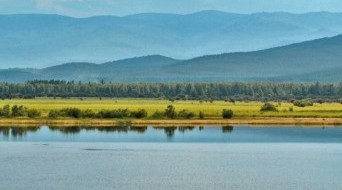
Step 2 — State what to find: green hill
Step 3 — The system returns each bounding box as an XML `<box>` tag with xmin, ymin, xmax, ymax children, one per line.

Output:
<box><xmin>0</xmin><ymin>35</ymin><xmax>342</xmax><ymax>83</ymax></box>
<box><xmin>2</xmin><ymin>11</ymin><xmax>342</xmax><ymax>68</ymax></box>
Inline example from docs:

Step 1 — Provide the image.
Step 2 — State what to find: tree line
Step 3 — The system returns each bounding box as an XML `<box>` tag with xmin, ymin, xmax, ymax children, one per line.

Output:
<box><xmin>0</xmin><ymin>105</ymin><xmax>41</xmax><ymax>118</ymax></box>
<box><xmin>0</xmin><ymin>104</ymin><xmax>235</xmax><ymax>120</ymax></box>
<box><xmin>0</xmin><ymin>80</ymin><xmax>341</xmax><ymax>101</ymax></box>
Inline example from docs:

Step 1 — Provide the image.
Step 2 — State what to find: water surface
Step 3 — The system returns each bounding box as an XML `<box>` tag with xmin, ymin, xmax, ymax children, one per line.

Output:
<box><xmin>0</xmin><ymin>143</ymin><xmax>341</xmax><ymax>190</ymax></box>
<box><xmin>1</xmin><ymin>125</ymin><xmax>341</xmax><ymax>190</ymax></box>
<box><xmin>0</xmin><ymin>125</ymin><xmax>341</xmax><ymax>143</ymax></box>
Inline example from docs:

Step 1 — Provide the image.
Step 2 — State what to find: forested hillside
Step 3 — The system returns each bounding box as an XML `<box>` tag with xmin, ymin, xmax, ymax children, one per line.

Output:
<box><xmin>1</xmin><ymin>11</ymin><xmax>342</xmax><ymax>68</ymax></box>
<box><xmin>0</xmin><ymin>81</ymin><xmax>341</xmax><ymax>101</ymax></box>
<box><xmin>1</xmin><ymin>35</ymin><xmax>342</xmax><ymax>83</ymax></box>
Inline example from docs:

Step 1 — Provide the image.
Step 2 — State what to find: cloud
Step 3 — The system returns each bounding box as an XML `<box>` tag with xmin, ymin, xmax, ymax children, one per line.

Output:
<box><xmin>33</xmin><ymin>0</ymin><xmax>116</xmax><ymax>17</ymax></box>
<box><xmin>35</xmin><ymin>0</ymin><xmax>57</xmax><ymax>10</ymax></box>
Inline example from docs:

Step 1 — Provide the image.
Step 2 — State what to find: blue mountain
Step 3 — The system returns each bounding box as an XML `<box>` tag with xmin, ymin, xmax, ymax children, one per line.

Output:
<box><xmin>1</xmin><ymin>11</ymin><xmax>342</xmax><ymax>68</ymax></box>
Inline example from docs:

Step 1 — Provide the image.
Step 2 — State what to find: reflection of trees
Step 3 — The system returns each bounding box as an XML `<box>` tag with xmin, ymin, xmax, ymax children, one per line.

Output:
<box><xmin>130</xmin><ymin>126</ymin><xmax>147</xmax><ymax>134</ymax></box>
<box><xmin>0</xmin><ymin>127</ymin><xmax>40</xmax><ymax>137</ymax></box>
<box><xmin>164</xmin><ymin>127</ymin><xmax>177</xmax><ymax>137</ymax></box>
<box><xmin>0</xmin><ymin>128</ymin><xmax>10</xmax><ymax>137</ymax></box>
<box><xmin>97</xmin><ymin>126</ymin><xmax>129</xmax><ymax>133</ymax></box>
<box><xmin>48</xmin><ymin>126</ymin><xmax>148</xmax><ymax>134</ymax></box>
<box><xmin>49</xmin><ymin>126</ymin><xmax>81</xmax><ymax>134</ymax></box>
<box><xmin>2</xmin><ymin>126</ymin><xmax>238</xmax><ymax>139</ymax></box>
<box><xmin>222</xmin><ymin>126</ymin><xmax>234</xmax><ymax>134</ymax></box>
<box><xmin>11</xmin><ymin>127</ymin><xmax>27</xmax><ymax>137</ymax></box>
<box><xmin>178</xmin><ymin>126</ymin><xmax>195</xmax><ymax>133</ymax></box>
<box><xmin>60</xmin><ymin>126</ymin><xmax>81</xmax><ymax>134</ymax></box>
<box><xmin>153</xmin><ymin>126</ymin><xmax>178</xmax><ymax>138</ymax></box>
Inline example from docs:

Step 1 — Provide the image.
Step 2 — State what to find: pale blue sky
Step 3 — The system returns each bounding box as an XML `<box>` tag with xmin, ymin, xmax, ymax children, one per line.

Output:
<box><xmin>0</xmin><ymin>0</ymin><xmax>342</xmax><ymax>17</ymax></box>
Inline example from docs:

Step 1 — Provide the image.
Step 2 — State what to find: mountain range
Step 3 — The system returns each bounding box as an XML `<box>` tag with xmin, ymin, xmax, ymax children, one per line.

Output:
<box><xmin>1</xmin><ymin>34</ymin><xmax>342</xmax><ymax>83</ymax></box>
<box><xmin>2</xmin><ymin>11</ymin><xmax>342</xmax><ymax>68</ymax></box>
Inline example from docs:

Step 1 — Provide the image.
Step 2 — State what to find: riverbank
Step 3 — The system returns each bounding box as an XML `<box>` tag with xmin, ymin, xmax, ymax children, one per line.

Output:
<box><xmin>0</xmin><ymin>117</ymin><xmax>341</xmax><ymax>127</ymax></box>
<box><xmin>1</xmin><ymin>98</ymin><xmax>342</xmax><ymax>118</ymax></box>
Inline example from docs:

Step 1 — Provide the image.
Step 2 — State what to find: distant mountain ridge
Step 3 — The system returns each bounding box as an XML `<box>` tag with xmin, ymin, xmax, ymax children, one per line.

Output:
<box><xmin>1</xmin><ymin>11</ymin><xmax>342</xmax><ymax>68</ymax></box>
<box><xmin>1</xmin><ymin>35</ymin><xmax>342</xmax><ymax>83</ymax></box>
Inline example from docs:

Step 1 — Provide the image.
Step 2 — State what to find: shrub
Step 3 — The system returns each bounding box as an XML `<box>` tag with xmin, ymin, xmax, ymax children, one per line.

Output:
<box><xmin>131</xmin><ymin>109</ymin><xmax>148</xmax><ymax>119</ymax></box>
<box><xmin>1</xmin><ymin>105</ymin><xmax>11</xmax><ymax>117</ymax></box>
<box><xmin>82</xmin><ymin>109</ymin><xmax>96</xmax><ymax>118</ymax></box>
<box><xmin>48</xmin><ymin>110</ymin><xmax>61</xmax><ymax>118</ymax></box>
<box><xmin>222</xmin><ymin>109</ymin><xmax>234</xmax><ymax>119</ymax></box>
<box><xmin>260</xmin><ymin>103</ymin><xmax>278</xmax><ymax>112</ymax></box>
<box><xmin>317</xmin><ymin>99</ymin><xmax>324</xmax><ymax>104</ymax></box>
<box><xmin>164</xmin><ymin>105</ymin><xmax>177</xmax><ymax>119</ymax></box>
<box><xmin>293</xmin><ymin>99</ymin><xmax>314</xmax><ymax>107</ymax></box>
<box><xmin>199</xmin><ymin>111</ymin><xmax>205</xmax><ymax>119</ymax></box>
<box><xmin>27</xmin><ymin>109</ymin><xmax>41</xmax><ymax>118</ymax></box>
<box><xmin>60</xmin><ymin>108</ymin><xmax>82</xmax><ymax>118</ymax></box>
<box><xmin>97</xmin><ymin>109</ymin><xmax>130</xmax><ymax>118</ymax></box>
<box><xmin>97</xmin><ymin>110</ymin><xmax>113</xmax><ymax>118</ymax></box>
<box><xmin>151</xmin><ymin>110</ymin><xmax>164</xmax><ymax>119</ymax></box>
<box><xmin>116</xmin><ymin>109</ymin><xmax>130</xmax><ymax>118</ymax></box>
<box><xmin>11</xmin><ymin>105</ymin><xmax>27</xmax><ymax>117</ymax></box>
<box><xmin>178</xmin><ymin>109</ymin><xmax>195</xmax><ymax>119</ymax></box>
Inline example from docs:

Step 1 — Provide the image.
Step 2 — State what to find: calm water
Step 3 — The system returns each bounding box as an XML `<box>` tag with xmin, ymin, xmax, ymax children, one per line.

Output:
<box><xmin>0</xmin><ymin>125</ymin><xmax>342</xmax><ymax>143</ymax></box>
<box><xmin>0</xmin><ymin>125</ymin><xmax>341</xmax><ymax>190</ymax></box>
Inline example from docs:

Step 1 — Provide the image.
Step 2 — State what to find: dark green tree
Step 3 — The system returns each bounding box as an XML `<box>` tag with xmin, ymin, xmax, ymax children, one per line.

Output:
<box><xmin>0</xmin><ymin>105</ymin><xmax>10</xmax><ymax>117</ymax></box>
<box><xmin>27</xmin><ymin>109</ymin><xmax>41</xmax><ymax>118</ymax></box>
<box><xmin>164</xmin><ymin>105</ymin><xmax>177</xmax><ymax>119</ymax></box>
<box><xmin>11</xmin><ymin>105</ymin><xmax>27</xmax><ymax>117</ymax></box>
<box><xmin>260</xmin><ymin>103</ymin><xmax>278</xmax><ymax>112</ymax></box>
<box><xmin>131</xmin><ymin>109</ymin><xmax>148</xmax><ymax>119</ymax></box>
<box><xmin>199</xmin><ymin>111</ymin><xmax>205</xmax><ymax>119</ymax></box>
<box><xmin>178</xmin><ymin>109</ymin><xmax>195</xmax><ymax>119</ymax></box>
<box><xmin>222</xmin><ymin>109</ymin><xmax>234</xmax><ymax>119</ymax></box>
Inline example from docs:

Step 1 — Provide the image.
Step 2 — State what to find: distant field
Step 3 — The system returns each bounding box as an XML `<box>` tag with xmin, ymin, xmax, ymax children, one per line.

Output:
<box><xmin>0</xmin><ymin>98</ymin><xmax>342</xmax><ymax>118</ymax></box>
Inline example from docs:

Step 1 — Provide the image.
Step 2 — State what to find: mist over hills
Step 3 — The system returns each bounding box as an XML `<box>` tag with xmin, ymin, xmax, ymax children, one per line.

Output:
<box><xmin>1</xmin><ymin>34</ymin><xmax>342</xmax><ymax>83</ymax></box>
<box><xmin>1</xmin><ymin>11</ymin><xmax>342</xmax><ymax>68</ymax></box>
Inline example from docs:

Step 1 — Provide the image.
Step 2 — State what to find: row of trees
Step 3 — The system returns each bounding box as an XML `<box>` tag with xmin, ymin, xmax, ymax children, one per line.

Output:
<box><xmin>0</xmin><ymin>105</ymin><xmax>41</xmax><ymax>118</ymax></box>
<box><xmin>47</xmin><ymin>105</ymin><xmax>204</xmax><ymax>119</ymax></box>
<box><xmin>0</xmin><ymin>105</ymin><xmax>235</xmax><ymax>120</ymax></box>
<box><xmin>0</xmin><ymin>81</ymin><xmax>341</xmax><ymax>101</ymax></box>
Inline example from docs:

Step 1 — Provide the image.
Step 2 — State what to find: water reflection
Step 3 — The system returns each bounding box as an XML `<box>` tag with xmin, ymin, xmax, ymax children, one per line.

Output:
<box><xmin>153</xmin><ymin>127</ymin><xmax>178</xmax><ymax>137</ymax></box>
<box><xmin>0</xmin><ymin>127</ymin><xmax>40</xmax><ymax>137</ymax></box>
<box><xmin>129</xmin><ymin>126</ymin><xmax>148</xmax><ymax>134</ymax></box>
<box><xmin>0</xmin><ymin>126</ymin><xmax>233</xmax><ymax>138</ymax></box>
<box><xmin>48</xmin><ymin>126</ymin><xmax>146</xmax><ymax>134</ymax></box>
<box><xmin>178</xmin><ymin>126</ymin><xmax>196</xmax><ymax>133</ymax></box>
<box><xmin>222</xmin><ymin>126</ymin><xmax>234</xmax><ymax>133</ymax></box>
<box><xmin>0</xmin><ymin>125</ymin><xmax>341</xmax><ymax>143</ymax></box>
<box><xmin>49</xmin><ymin>126</ymin><xmax>81</xmax><ymax>135</ymax></box>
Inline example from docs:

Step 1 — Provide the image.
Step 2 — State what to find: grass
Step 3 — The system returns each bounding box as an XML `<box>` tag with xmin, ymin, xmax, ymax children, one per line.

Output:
<box><xmin>0</xmin><ymin>97</ymin><xmax>341</xmax><ymax>119</ymax></box>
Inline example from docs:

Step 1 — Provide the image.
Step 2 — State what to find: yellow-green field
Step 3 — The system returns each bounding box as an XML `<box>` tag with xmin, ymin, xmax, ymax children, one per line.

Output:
<box><xmin>0</xmin><ymin>98</ymin><xmax>342</xmax><ymax>118</ymax></box>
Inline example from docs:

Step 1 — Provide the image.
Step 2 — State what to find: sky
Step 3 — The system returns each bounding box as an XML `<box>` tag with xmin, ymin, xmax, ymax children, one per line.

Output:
<box><xmin>0</xmin><ymin>0</ymin><xmax>342</xmax><ymax>17</ymax></box>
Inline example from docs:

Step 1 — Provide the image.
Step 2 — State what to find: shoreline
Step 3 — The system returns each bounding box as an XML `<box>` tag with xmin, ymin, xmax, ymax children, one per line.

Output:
<box><xmin>0</xmin><ymin>117</ymin><xmax>341</xmax><ymax>127</ymax></box>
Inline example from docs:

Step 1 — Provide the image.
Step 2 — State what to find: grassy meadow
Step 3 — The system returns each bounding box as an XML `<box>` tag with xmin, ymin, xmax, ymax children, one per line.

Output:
<box><xmin>0</xmin><ymin>98</ymin><xmax>341</xmax><ymax>119</ymax></box>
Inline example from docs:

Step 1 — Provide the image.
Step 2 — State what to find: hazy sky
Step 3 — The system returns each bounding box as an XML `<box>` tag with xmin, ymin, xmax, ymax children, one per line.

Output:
<box><xmin>0</xmin><ymin>0</ymin><xmax>342</xmax><ymax>17</ymax></box>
